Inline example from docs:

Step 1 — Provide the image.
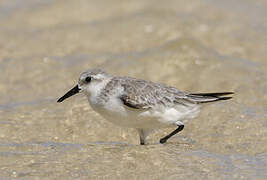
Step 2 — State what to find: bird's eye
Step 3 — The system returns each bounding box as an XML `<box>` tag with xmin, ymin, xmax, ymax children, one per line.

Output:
<box><xmin>85</xmin><ymin>77</ymin><xmax>91</xmax><ymax>83</ymax></box>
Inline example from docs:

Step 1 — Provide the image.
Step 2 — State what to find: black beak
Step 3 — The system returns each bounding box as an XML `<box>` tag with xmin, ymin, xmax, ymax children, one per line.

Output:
<box><xmin>57</xmin><ymin>85</ymin><xmax>80</xmax><ymax>103</ymax></box>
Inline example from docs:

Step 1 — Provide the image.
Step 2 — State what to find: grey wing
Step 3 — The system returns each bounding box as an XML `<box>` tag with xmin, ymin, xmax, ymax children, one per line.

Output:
<box><xmin>120</xmin><ymin>94</ymin><xmax>149</xmax><ymax>109</ymax></box>
<box><xmin>118</xmin><ymin>77</ymin><xmax>194</xmax><ymax>109</ymax></box>
<box><xmin>119</xmin><ymin>78</ymin><xmax>153</xmax><ymax>109</ymax></box>
<box><xmin>113</xmin><ymin>77</ymin><xmax>233</xmax><ymax>109</ymax></box>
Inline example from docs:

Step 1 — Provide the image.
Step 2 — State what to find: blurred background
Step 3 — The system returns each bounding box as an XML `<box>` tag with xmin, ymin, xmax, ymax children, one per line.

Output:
<box><xmin>0</xmin><ymin>0</ymin><xmax>267</xmax><ymax>179</ymax></box>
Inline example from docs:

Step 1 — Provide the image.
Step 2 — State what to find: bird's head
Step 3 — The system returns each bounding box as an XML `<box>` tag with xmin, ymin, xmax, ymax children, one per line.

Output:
<box><xmin>57</xmin><ymin>69</ymin><xmax>111</xmax><ymax>103</ymax></box>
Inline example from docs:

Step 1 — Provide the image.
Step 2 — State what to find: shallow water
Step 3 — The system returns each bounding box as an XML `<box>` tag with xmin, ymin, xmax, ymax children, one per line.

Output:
<box><xmin>0</xmin><ymin>0</ymin><xmax>267</xmax><ymax>179</ymax></box>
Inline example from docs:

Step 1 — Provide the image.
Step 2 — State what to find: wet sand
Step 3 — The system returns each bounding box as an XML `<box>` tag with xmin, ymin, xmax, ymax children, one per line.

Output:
<box><xmin>0</xmin><ymin>0</ymin><xmax>267</xmax><ymax>179</ymax></box>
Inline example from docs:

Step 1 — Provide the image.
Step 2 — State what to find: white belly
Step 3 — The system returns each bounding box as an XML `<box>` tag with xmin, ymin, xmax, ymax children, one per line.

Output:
<box><xmin>89</xmin><ymin>97</ymin><xmax>200</xmax><ymax>129</ymax></box>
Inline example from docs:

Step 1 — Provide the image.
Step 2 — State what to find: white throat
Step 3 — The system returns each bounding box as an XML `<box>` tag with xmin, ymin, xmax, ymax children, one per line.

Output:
<box><xmin>83</xmin><ymin>79</ymin><xmax>110</xmax><ymax>105</ymax></box>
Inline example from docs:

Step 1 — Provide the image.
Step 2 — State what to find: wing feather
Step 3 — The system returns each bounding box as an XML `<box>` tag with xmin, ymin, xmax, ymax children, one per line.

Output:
<box><xmin>103</xmin><ymin>77</ymin><xmax>233</xmax><ymax>109</ymax></box>
<box><xmin>117</xmin><ymin>77</ymin><xmax>194</xmax><ymax>109</ymax></box>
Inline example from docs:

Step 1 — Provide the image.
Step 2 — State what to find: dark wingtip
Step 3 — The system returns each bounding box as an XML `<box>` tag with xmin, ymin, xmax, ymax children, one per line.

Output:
<box><xmin>189</xmin><ymin>91</ymin><xmax>234</xmax><ymax>104</ymax></box>
<box><xmin>219</xmin><ymin>92</ymin><xmax>234</xmax><ymax>95</ymax></box>
<box><xmin>190</xmin><ymin>92</ymin><xmax>234</xmax><ymax>97</ymax></box>
<box><xmin>218</xmin><ymin>96</ymin><xmax>232</xmax><ymax>100</ymax></box>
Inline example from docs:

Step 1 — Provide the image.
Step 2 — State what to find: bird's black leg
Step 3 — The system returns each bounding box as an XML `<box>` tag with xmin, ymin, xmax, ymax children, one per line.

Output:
<box><xmin>140</xmin><ymin>137</ymin><xmax>145</xmax><ymax>145</ymax></box>
<box><xmin>137</xmin><ymin>129</ymin><xmax>146</xmax><ymax>145</ymax></box>
<box><xmin>160</xmin><ymin>125</ymin><xmax>184</xmax><ymax>144</ymax></box>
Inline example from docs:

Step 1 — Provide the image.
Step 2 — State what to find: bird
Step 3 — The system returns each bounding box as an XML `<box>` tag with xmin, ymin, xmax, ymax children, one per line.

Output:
<box><xmin>57</xmin><ymin>69</ymin><xmax>233</xmax><ymax>145</ymax></box>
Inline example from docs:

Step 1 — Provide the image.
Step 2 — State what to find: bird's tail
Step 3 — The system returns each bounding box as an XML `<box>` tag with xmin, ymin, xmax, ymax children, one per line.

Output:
<box><xmin>187</xmin><ymin>92</ymin><xmax>234</xmax><ymax>103</ymax></box>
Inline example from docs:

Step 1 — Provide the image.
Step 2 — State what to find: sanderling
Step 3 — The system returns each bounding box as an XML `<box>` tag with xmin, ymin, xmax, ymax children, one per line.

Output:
<box><xmin>57</xmin><ymin>69</ymin><xmax>233</xmax><ymax>145</ymax></box>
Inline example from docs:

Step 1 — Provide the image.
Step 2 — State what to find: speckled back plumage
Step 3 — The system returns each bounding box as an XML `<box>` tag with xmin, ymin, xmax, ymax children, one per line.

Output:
<box><xmin>99</xmin><ymin>76</ymin><xmax>196</xmax><ymax>109</ymax></box>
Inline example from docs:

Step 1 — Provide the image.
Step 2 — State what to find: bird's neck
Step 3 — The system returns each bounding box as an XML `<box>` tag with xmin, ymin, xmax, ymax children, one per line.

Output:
<box><xmin>84</xmin><ymin>79</ymin><xmax>111</xmax><ymax>106</ymax></box>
